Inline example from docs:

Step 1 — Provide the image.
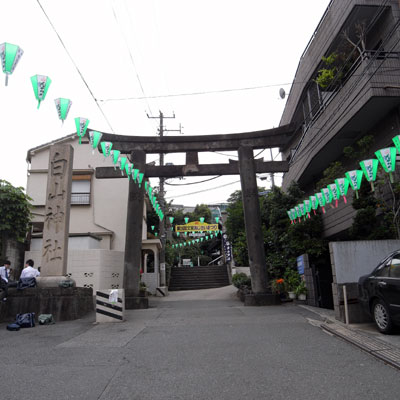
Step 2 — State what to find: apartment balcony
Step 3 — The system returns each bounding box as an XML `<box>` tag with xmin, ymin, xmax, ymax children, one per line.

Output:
<box><xmin>284</xmin><ymin>51</ymin><xmax>400</xmax><ymax>187</ymax></box>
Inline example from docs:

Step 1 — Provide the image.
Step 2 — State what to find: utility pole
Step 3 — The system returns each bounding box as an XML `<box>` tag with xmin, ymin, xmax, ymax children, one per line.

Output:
<box><xmin>147</xmin><ymin>111</ymin><xmax>179</xmax><ymax>289</ymax></box>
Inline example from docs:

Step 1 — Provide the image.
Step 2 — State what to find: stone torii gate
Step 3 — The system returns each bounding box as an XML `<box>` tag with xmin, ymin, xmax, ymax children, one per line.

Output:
<box><xmin>95</xmin><ymin>124</ymin><xmax>294</xmax><ymax>306</ymax></box>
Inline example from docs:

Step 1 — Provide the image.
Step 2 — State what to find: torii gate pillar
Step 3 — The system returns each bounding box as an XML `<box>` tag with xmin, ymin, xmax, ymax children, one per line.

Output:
<box><xmin>238</xmin><ymin>146</ymin><xmax>280</xmax><ymax>305</ymax></box>
<box><xmin>124</xmin><ymin>150</ymin><xmax>148</xmax><ymax>309</ymax></box>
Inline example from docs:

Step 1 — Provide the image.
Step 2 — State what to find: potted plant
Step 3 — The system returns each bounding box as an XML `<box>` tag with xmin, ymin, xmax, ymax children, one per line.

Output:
<box><xmin>295</xmin><ymin>281</ymin><xmax>307</xmax><ymax>301</ymax></box>
<box><xmin>139</xmin><ymin>281</ymin><xmax>148</xmax><ymax>297</ymax></box>
<box><xmin>284</xmin><ymin>267</ymin><xmax>300</xmax><ymax>299</ymax></box>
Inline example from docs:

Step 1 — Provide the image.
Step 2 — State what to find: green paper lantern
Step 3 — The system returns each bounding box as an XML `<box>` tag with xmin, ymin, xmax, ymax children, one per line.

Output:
<box><xmin>298</xmin><ymin>203</ymin><xmax>306</xmax><ymax>221</ymax></box>
<box><xmin>210</xmin><ymin>234</ymin><xmax>214</xmax><ymax>239</ymax></box>
<box><xmin>155</xmin><ymin>232</ymin><xmax>158</xmax><ymax>237</ymax></box>
<box><xmin>184</xmin><ymin>217</ymin><xmax>189</xmax><ymax>224</ymax></box>
<box><xmin>101</xmin><ymin>141</ymin><xmax>113</xmax><ymax>157</ymax></box>
<box><xmin>205</xmin><ymin>236</ymin><xmax>209</xmax><ymax>240</ymax></box>
<box><xmin>328</xmin><ymin>183</ymin><xmax>340</xmax><ymax>207</ymax></box>
<box><xmin>75</xmin><ymin>117</ymin><xmax>90</xmax><ymax>144</ymax></box>
<box><xmin>392</xmin><ymin>135</ymin><xmax>400</xmax><ymax>154</ymax></box>
<box><xmin>89</xmin><ymin>131</ymin><xmax>103</xmax><ymax>155</ymax></box>
<box><xmin>31</xmin><ymin>75</ymin><xmax>51</xmax><ymax>109</ymax></box>
<box><xmin>176</xmin><ymin>232</ymin><xmax>180</xmax><ymax>237</ymax></box>
<box><xmin>345</xmin><ymin>170</ymin><xmax>363</xmax><ymax>199</ymax></box>
<box><xmin>335</xmin><ymin>177</ymin><xmax>350</xmax><ymax>204</ymax></box>
<box><xmin>359</xmin><ymin>159</ymin><xmax>379</xmax><ymax>191</ymax></box>
<box><xmin>200</xmin><ymin>217</ymin><xmax>205</xmax><ymax>223</ymax></box>
<box><xmin>295</xmin><ymin>205</ymin><xmax>301</xmax><ymax>221</ymax></box>
<box><xmin>54</xmin><ymin>98</ymin><xmax>72</xmax><ymax>125</ymax></box>
<box><xmin>145</xmin><ymin>181</ymin><xmax>149</xmax><ymax>192</ymax></box>
<box><xmin>375</xmin><ymin>147</ymin><xmax>397</xmax><ymax>183</ymax></box>
<box><xmin>169</xmin><ymin>217</ymin><xmax>174</xmax><ymax>224</ymax></box>
<box><xmin>321</xmin><ymin>188</ymin><xmax>332</xmax><ymax>205</ymax></box>
<box><xmin>133</xmin><ymin>169</ymin><xmax>139</xmax><ymax>182</ymax></box>
<box><xmin>125</xmin><ymin>162</ymin><xmax>133</xmax><ymax>179</ymax></box>
<box><xmin>304</xmin><ymin>199</ymin><xmax>312</xmax><ymax>218</ymax></box>
<box><xmin>315</xmin><ymin>192</ymin><xmax>326</xmax><ymax>214</ymax></box>
<box><xmin>0</xmin><ymin>42</ymin><xmax>24</xmax><ymax>85</ymax></box>
<box><xmin>138</xmin><ymin>173</ymin><xmax>144</xmax><ymax>187</ymax></box>
<box><xmin>309</xmin><ymin>196</ymin><xmax>318</xmax><ymax>216</ymax></box>
<box><xmin>118</xmin><ymin>157</ymin><xmax>127</xmax><ymax>175</ymax></box>
<box><xmin>215</xmin><ymin>217</ymin><xmax>219</xmax><ymax>223</ymax></box>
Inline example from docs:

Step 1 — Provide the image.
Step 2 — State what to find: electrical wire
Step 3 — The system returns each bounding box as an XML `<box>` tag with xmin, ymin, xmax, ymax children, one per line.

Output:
<box><xmin>36</xmin><ymin>0</ymin><xmax>116</xmax><ymax>134</ymax></box>
<box><xmin>96</xmin><ymin>81</ymin><xmax>298</xmax><ymax>102</ymax></box>
<box><xmin>165</xmin><ymin>176</ymin><xmax>222</xmax><ymax>186</ymax></box>
<box><xmin>111</xmin><ymin>0</ymin><xmax>154</xmax><ymax>117</ymax></box>
<box><xmin>165</xmin><ymin>179</ymin><xmax>241</xmax><ymax>199</ymax></box>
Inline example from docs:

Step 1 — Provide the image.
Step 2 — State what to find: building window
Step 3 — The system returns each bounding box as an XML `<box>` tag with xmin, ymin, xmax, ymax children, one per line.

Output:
<box><xmin>71</xmin><ymin>175</ymin><xmax>91</xmax><ymax>205</ymax></box>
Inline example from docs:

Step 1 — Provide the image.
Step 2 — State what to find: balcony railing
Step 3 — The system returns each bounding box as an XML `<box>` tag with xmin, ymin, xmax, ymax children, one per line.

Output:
<box><xmin>71</xmin><ymin>192</ymin><xmax>90</xmax><ymax>205</ymax></box>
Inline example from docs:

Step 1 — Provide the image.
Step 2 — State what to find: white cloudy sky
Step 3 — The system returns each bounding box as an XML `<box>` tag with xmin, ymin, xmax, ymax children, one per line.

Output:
<box><xmin>1</xmin><ymin>0</ymin><xmax>330</xmax><ymax>206</ymax></box>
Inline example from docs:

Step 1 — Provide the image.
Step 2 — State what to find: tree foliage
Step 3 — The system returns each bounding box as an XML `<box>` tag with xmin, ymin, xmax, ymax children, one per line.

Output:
<box><xmin>224</xmin><ymin>184</ymin><xmax>327</xmax><ymax>277</ymax></box>
<box><xmin>0</xmin><ymin>180</ymin><xmax>32</xmax><ymax>252</ymax></box>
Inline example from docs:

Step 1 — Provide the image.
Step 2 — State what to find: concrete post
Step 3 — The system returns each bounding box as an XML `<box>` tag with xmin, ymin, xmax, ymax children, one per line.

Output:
<box><xmin>123</xmin><ymin>150</ymin><xmax>146</xmax><ymax>298</ymax></box>
<box><xmin>238</xmin><ymin>146</ymin><xmax>268</xmax><ymax>294</ymax></box>
<box><xmin>38</xmin><ymin>144</ymin><xmax>73</xmax><ymax>287</ymax></box>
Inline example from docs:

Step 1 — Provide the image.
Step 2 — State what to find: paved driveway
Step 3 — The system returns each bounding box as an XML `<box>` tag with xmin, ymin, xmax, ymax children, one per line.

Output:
<box><xmin>0</xmin><ymin>286</ymin><xmax>399</xmax><ymax>399</ymax></box>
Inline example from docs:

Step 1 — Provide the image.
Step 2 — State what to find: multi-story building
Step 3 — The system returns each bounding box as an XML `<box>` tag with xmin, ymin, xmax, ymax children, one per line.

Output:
<box><xmin>24</xmin><ymin>133</ymin><xmax>162</xmax><ymax>294</ymax></box>
<box><xmin>280</xmin><ymin>0</ymin><xmax>400</xmax><ymax>238</ymax></box>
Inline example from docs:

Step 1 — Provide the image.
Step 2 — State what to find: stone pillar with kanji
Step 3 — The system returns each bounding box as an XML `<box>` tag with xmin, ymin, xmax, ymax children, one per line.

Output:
<box><xmin>38</xmin><ymin>144</ymin><xmax>74</xmax><ymax>287</ymax></box>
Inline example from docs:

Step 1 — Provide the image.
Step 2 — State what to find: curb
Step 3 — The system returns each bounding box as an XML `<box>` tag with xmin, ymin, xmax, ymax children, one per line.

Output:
<box><xmin>321</xmin><ymin>322</ymin><xmax>400</xmax><ymax>370</ymax></box>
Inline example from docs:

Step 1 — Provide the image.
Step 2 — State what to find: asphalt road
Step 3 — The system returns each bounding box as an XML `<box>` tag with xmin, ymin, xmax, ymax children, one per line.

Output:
<box><xmin>0</xmin><ymin>286</ymin><xmax>399</xmax><ymax>400</ymax></box>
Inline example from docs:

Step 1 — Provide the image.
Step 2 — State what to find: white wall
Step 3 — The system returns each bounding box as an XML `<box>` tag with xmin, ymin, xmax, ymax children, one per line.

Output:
<box><xmin>329</xmin><ymin>240</ymin><xmax>400</xmax><ymax>283</ymax></box>
<box><xmin>25</xmin><ymin>249</ymin><xmax>124</xmax><ymax>292</ymax></box>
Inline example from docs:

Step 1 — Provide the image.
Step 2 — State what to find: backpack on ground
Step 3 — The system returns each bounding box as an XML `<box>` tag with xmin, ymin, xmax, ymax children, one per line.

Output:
<box><xmin>15</xmin><ymin>312</ymin><xmax>35</xmax><ymax>328</ymax></box>
<box><xmin>38</xmin><ymin>314</ymin><xmax>55</xmax><ymax>325</ymax></box>
<box><xmin>6</xmin><ymin>323</ymin><xmax>20</xmax><ymax>331</ymax></box>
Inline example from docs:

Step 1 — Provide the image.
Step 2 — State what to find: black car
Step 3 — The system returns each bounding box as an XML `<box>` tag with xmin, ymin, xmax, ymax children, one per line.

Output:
<box><xmin>358</xmin><ymin>250</ymin><xmax>400</xmax><ymax>334</ymax></box>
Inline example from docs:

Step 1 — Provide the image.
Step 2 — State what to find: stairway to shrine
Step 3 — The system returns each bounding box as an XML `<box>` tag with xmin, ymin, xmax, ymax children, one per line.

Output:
<box><xmin>168</xmin><ymin>265</ymin><xmax>230</xmax><ymax>291</ymax></box>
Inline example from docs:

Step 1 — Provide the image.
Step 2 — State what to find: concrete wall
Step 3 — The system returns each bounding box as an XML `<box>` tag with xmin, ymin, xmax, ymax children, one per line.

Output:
<box><xmin>329</xmin><ymin>240</ymin><xmax>400</xmax><ymax>284</ymax></box>
<box><xmin>329</xmin><ymin>239</ymin><xmax>400</xmax><ymax>323</ymax></box>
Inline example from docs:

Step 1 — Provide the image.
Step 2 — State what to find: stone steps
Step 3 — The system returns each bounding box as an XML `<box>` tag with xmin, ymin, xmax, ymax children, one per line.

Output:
<box><xmin>169</xmin><ymin>265</ymin><xmax>230</xmax><ymax>291</ymax></box>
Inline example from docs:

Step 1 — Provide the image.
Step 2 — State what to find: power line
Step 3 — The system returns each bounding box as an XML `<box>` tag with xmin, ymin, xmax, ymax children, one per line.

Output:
<box><xmin>165</xmin><ymin>179</ymin><xmax>241</xmax><ymax>200</ymax></box>
<box><xmin>110</xmin><ymin>0</ymin><xmax>154</xmax><ymax>117</ymax></box>
<box><xmin>36</xmin><ymin>0</ymin><xmax>116</xmax><ymax>133</ymax></box>
<box><xmin>96</xmin><ymin>81</ymin><xmax>298</xmax><ymax>102</ymax></box>
<box><xmin>165</xmin><ymin>176</ymin><xmax>222</xmax><ymax>186</ymax></box>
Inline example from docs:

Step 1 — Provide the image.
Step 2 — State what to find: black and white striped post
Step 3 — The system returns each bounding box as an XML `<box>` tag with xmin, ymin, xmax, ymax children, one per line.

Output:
<box><xmin>96</xmin><ymin>289</ymin><xmax>125</xmax><ymax>323</ymax></box>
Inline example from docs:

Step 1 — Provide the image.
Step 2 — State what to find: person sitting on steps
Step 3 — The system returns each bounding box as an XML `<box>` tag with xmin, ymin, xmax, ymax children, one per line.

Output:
<box><xmin>20</xmin><ymin>259</ymin><xmax>40</xmax><ymax>279</ymax></box>
<box><xmin>0</xmin><ymin>260</ymin><xmax>17</xmax><ymax>302</ymax></box>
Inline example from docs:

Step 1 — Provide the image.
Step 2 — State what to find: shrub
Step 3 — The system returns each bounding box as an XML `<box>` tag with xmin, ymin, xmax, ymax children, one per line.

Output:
<box><xmin>232</xmin><ymin>272</ymin><xmax>251</xmax><ymax>289</ymax></box>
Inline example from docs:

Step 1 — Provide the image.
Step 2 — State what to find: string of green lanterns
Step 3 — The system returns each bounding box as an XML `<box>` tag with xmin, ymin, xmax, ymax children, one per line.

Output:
<box><xmin>286</xmin><ymin>140</ymin><xmax>400</xmax><ymax>224</ymax></box>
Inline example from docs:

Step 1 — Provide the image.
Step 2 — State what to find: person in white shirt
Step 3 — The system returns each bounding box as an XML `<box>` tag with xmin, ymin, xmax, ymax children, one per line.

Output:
<box><xmin>0</xmin><ymin>260</ymin><xmax>12</xmax><ymax>301</ymax></box>
<box><xmin>20</xmin><ymin>259</ymin><xmax>40</xmax><ymax>279</ymax></box>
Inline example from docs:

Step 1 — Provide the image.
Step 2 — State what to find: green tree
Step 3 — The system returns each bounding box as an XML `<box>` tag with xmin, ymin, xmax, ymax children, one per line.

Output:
<box><xmin>0</xmin><ymin>180</ymin><xmax>32</xmax><ymax>259</ymax></box>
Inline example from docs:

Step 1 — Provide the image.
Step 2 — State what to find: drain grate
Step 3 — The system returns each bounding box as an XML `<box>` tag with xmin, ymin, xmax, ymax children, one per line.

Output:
<box><xmin>321</xmin><ymin>323</ymin><xmax>400</xmax><ymax>370</ymax></box>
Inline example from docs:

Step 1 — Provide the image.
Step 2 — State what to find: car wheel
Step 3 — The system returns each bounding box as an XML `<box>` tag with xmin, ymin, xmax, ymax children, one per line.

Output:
<box><xmin>373</xmin><ymin>299</ymin><xmax>393</xmax><ymax>334</ymax></box>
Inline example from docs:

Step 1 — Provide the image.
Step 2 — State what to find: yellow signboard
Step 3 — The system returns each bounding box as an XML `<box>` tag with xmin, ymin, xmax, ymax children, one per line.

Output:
<box><xmin>175</xmin><ymin>221</ymin><xmax>219</xmax><ymax>232</ymax></box>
